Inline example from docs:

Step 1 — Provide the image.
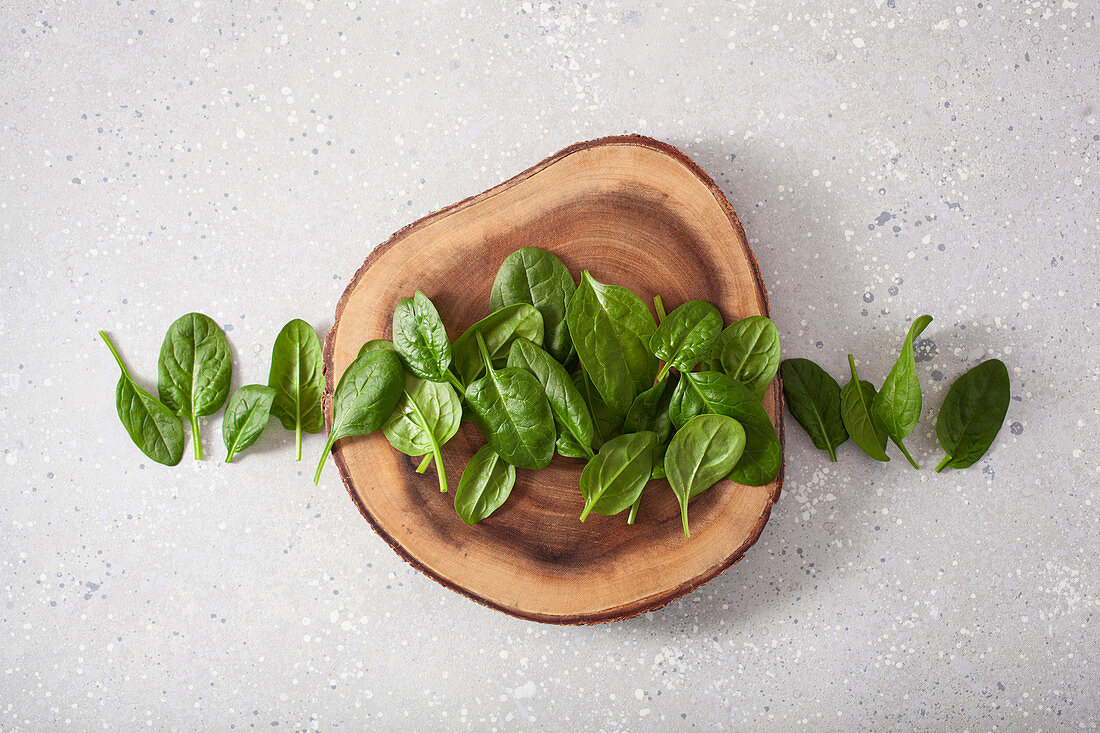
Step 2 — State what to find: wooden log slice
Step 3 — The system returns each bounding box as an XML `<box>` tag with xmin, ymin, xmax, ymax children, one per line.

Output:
<box><xmin>323</xmin><ymin>135</ymin><xmax>784</xmax><ymax>624</ymax></box>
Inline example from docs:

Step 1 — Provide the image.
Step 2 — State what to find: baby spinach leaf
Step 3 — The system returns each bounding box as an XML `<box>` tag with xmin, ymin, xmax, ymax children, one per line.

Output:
<box><xmin>840</xmin><ymin>355</ymin><xmax>889</xmax><ymax>462</ymax></box>
<box><xmin>465</xmin><ymin>333</ymin><xmax>556</xmax><ymax>470</ymax></box>
<box><xmin>572</xmin><ymin>367</ymin><xmax>624</xmax><ymax>450</ymax></box>
<box><xmin>101</xmin><ymin>331</ymin><xmax>184</xmax><ymax>466</ymax></box>
<box><xmin>780</xmin><ymin>358</ymin><xmax>848</xmax><ymax>462</ymax></box>
<box><xmin>507</xmin><ymin>338</ymin><xmax>595</xmax><ymax>459</ymax></box>
<box><xmin>357</xmin><ymin>339</ymin><xmax>396</xmax><ymax>357</ymax></box>
<box><xmin>623</xmin><ymin>376</ymin><xmax>675</xmax><ymax>445</ymax></box>
<box><xmin>314</xmin><ymin>348</ymin><xmax>405</xmax><ymax>484</ymax></box>
<box><xmin>665</xmin><ymin>414</ymin><xmax>746</xmax><ymax>537</ymax></box>
<box><xmin>648</xmin><ymin>300</ymin><xmax>722</xmax><ymax>380</ymax></box>
<box><xmin>935</xmin><ymin>358</ymin><xmax>1010</xmax><ymax>471</ymax></box>
<box><xmin>392</xmin><ymin>291</ymin><xmax>455</xmax><ymax>384</ymax></box>
<box><xmin>490</xmin><ymin>247</ymin><xmax>576</xmax><ymax>365</ymax></box>
<box><xmin>578</xmin><ymin>431</ymin><xmax>656</xmax><ymax>521</ymax></box>
<box><xmin>451</xmin><ymin>303</ymin><xmax>544</xmax><ymax>385</ymax></box>
<box><xmin>672</xmin><ymin>371</ymin><xmax>782</xmax><ymax>486</ymax></box>
<box><xmin>872</xmin><ymin>314</ymin><xmax>933</xmax><ymax>468</ymax></box>
<box><xmin>222</xmin><ymin>385</ymin><xmax>276</xmax><ymax>463</ymax></box>
<box><xmin>382</xmin><ymin>374</ymin><xmax>463</xmax><ymax>491</ymax></box>
<box><xmin>566</xmin><ymin>271</ymin><xmax>657</xmax><ymax>415</ymax></box>
<box><xmin>268</xmin><ymin>319</ymin><xmax>325</xmax><ymax>461</ymax></box>
<box><xmin>454</xmin><ymin>444</ymin><xmax>516</xmax><ymax>524</ymax></box>
<box><xmin>157</xmin><ymin>312</ymin><xmax>232</xmax><ymax>460</ymax></box>
<box><xmin>718</xmin><ymin>316</ymin><xmax>781</xmax><ymax>399</ymax></box>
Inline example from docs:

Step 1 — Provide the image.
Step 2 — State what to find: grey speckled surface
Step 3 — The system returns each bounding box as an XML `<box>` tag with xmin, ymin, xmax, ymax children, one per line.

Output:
<box><xmin>2</xmin><ymin>1</ymin><xmax>1097</xmax><ymax>730</ymax></box>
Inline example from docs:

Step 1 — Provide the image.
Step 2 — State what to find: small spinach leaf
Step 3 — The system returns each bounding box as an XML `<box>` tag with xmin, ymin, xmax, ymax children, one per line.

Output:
<box><xmin>507</xmin><ymin>338</ymin><xmax>595</xmax><ymax>459</ymax></box>
<box><xmin>222</xmin><ymin>385</ymin><xmax>276</xmax><ymax>463</ymax></box>
<box><xmin>451</xmin><ymin>304</ymin><xmax>544</xmax><ymax>385</ymax></box>
<box><xmin>578</xmin><ymin>432</ymin><xmax>656</xmax><ymax>520</ymax></box>
<box><xmin>382</xmin><ymin>374</ymin><xmax>463</xmax><ymax>491</ymax></box>
<box><xmin>357</xmin><ymin>339</ymin><xmax>396</xmax><ymax>357</ymax></box>
<box><xmin>392</xmin><ymin>291</ymin><xmax>454</xmax><ymax>383</ymax></box>
<box><xmin>780</xmin><ymin>358</ymin><xmax>848</xmax><ymax>461</ymax></box>
<box><xmin>314</xmin><ymin>348</ymin><xmax>405</xmax><ymax>484</ymax></box>
<box><xmin>572</xmin><ymin>367</ymin><xmax>624</xmax><ymax>450</ymax></box>
<box><xmin>648</xmin><ymin>300</ymin><xmax>722</xmax><ymax>380</ymax></box>
<box><xmin>935</xmin><ymin>358</ymin><xmax>1010</xmax><ymax>471</ymax></box>
<box><xmin>454</xmin><ymin>444</ymin><xmax>517</xmax><ymax>524</ymax></box>
<box><xmin>840</xmin><ymin>355</ymin><xmax>889</xmax><ymax>462</ymax></box>
<box><xmin>490</xmin><ymin>247</ymin><xmax>576</xmax><ymax>365</ymax></box>
<box><xmin>872</xmin><ymin>314</ymin><xmax>933</xmax><ymax>468</ymax></box>
<box><xmin>718</xmin><ymin>316</ymin><xmax>781</xmax><ymax>399</ymax></box>
<box><xmin>101</xmin><ymin>331</ymin><xmax>185</xmax><ymax>466</ymax></box>
<box><xmin>623</xmin><ymin>375</ymin><xmax>675</xmax><ymax>444</ymax></box>
<box><xmin>157</xmin><ymin>312</ymin><xmax>232</xmax><ymax>460</ymax></box>
<box><xmin>665</xmin><ymin>414</ymin><xmax>746</xmax><ymax>537</ymax></box>
<box><xmin>268</xmin><ymin>319</ymin><xmax>325</xmax><ymax>460</ymax></box>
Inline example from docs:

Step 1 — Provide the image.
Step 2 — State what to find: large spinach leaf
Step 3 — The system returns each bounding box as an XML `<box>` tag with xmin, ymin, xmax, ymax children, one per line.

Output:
<box><xmin>490</xmin><ymin>247</ymin><xmax>576</xmax><ymax>365</ymax></box>
<box><xmin>382</xmin><ymin>374</ymin><xmax>463</xmax><ymax>491</ymax></box>
<box><xmin>648</xmin><ymin>300</ymin><xmax>722</xmax><ymax>380</ymax></box>
<box><xmin>507</xmin><ymin>338</ymin><xmax>595</xmax><ymax>459</ymax></box>
<box><xmin>268</xmin><ymin>319</ymin><xmax>325</xmax><ymax>460</ymax></box>
<box><xmin>935</xmin><ymin>358</ymin><xmax>1010</xmax><ymax>471</ymax></box>
<box><xmin>101</xmin><ymin>331</ymin><xmax>185</xmax><ymax>466</ymax></box>
<box><xmin>451</xmin><ymin>304</ymin><xmax>544</xmax><ymax>386</ymax></box>
<box><xmin>872</xmin><ymin>314</ymin><xmax>933</xmax><ymax>468</ymax></box>
<box><xmin>840</xmin><ymin>355</ymin><xmax>889</xmax><ymax>462</ymax></box>
<box><xmin>717</xmin><ymin>316</ymin><xmax>781</xmax><ymax>399</ymax></box>
<box><xmin>392</xmin><ymin>291</ymin><xmax>455</xmax><ymax>385</ymax></box>
<box><xmin>157</xmin><ymin>312</ymin><xmax>232</xmax><ymax>460</ymax></box>
<box><xmin>222</xmin><ymin>384</ymin><xmax>276</xmax><ymax>463</ymax></box>
<box><xmin>665</xmin><ymin>414</ymin><xmax>746</xmax><ymax>537</ymax></box>
<box><xmin>454</xmin><ymin>445</ymin><xmax>516</xmax><ymax>524</ymax></box>
<box><xmin>780</xmin><ymin>358</ymin><xmax>848</xmax><ymax>461</ymax></box>
<box><xmin>578</xmin><ymin>432</ymin><xmax>656</xmax><ymax>520</ymax></box>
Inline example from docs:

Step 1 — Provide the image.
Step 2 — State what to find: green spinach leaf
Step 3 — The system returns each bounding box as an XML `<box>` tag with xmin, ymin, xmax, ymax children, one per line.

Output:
<box><xmin>358</xmin><ymin>339</ymin><xmax>396</xmax><ymax>356</ymax></box>
<box><xmin>157</xmin><ymin>312</ymin><xmax>232</xmax><ymax>460</ymax></box>
<box><xmin>451</xmin><ymin>303</ymin><xmax>544</xmax><ymax>385</ymax></box>
<box><xmin>648</xmin><ymin>300</ymin><xmax>722</xmax><ymax>380</ymax></box>
<box><xmin>465</xmin><ymin>333</ymin><xmax>556</xmax><ymax>470</ymax></box>
<box><xmin>717</xmin><ymin>316</ymin><xmax>781</xmax><ymax>399</ymax></box>
<box><xmin>935</xmin><ymin>358</ymin><xmax>1010</xmax><ymax>471</ymax></box>
<box><xmin>268</xmin><ymin>319</ymin><xmax>325</xmax><ymax>460</ymax></box>
<box><xmin>507</xmin><ymin>338</ymin><xmax>595</xmax><ymax>459</ymax></box>
<box><xmin>623</xmin><ymin>375</ymin><xmax>675</xmax><ymax>445</ymax></box>
<box><xmin>222</xmin><ymin>385</ymin><xmax>276</xmax><ymax>463</ymax></box>
<box><xmin>840</xmin><ymin>355</ymin><xmax>889</xmax><ymax>462</ymax></box>
<box><xmin>490</xmin><ymin>247</ymin><xmax>576</xmax><ymax>365</ymax></box>
<box><xmin>572</xmin><ymin>367</ymin><xmax>624</xmax><ymax>449</ymax></box>
<box><xmin>578</xmin><ymin>431</ymin><xmax>656</xmax><ymax>520</ymax></box>
<box><xmin>314</xmin><ymin>348</ymin><xmax>405</xmax><ymax>484</ymax></box>
<box><xmin>101</xmin><ymin>331</ymin><xmax>185</xmax><ymax>466</ymax></box>
<box><xmin>872</xmin><ymin>314</ymin><xmax>933</xmax><ymax>468</ymax></box>
<box><xmin>392</xmin><ymin>291</ymin><xmax>456</xmax><ymax>386</ymax></box>
<box><xmin>780</xmin><ymin>358</ymin><xmax>848</xmax><ymax>461</ymax></box>
<box><xmin>382</xmin><ymin>374</ymin><xmax>463</xmax><ymax>492</ymax></box>
<box><xmin>665</xmin><ymin>414</ymin><xmax>746</xmax><ymax>537</ymax></box>
<box><xmin>454</xmin><ymin>444</ymin><xmax>516</xmax><ymax>524</ymax></box>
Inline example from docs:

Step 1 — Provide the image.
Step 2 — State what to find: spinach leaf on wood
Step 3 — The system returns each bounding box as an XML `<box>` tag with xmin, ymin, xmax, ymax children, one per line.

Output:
<box><xmin>935</xmin><ymin>358</ymin><xmax>1010</xmax><ymax>471</ymax></box>
<box><xmin>451</xmin><ymin>303</ymin><xmax>544</xmax><ymax>386</ymax></box>
<box><xmin>490</xmin><ymin>247</ymin><xmax>577</xmax><ymax>365</ymax></box>
<box><xmin>465</xmin><ymin>333</ymin><xmax>556</xmax><ymax>470</ymax></box>
<box><xmin>454</xmin><ymin>444</ymin><xmax>517</xmax><ymax>525</ymax></box>
<box><xmin>222</xmin><ymin>385</ymin><xmax>276</xmax><ymax>463</ymax></box>
<box><xmin>382</xmin><ymin>374</ymin><xmax>463</xmax><ymax>492</ymax></box>
<box><xmin>314</xmin><ymin>348</ymin><xmax>405</xmax><ymax>484</ymax></box>
<box><xmin>872</xmin><ymin>314</ymin><xmax>933</xmax><ymax>468</ymax></box>
<box><xmin>623</xmin><ymin>375</ymin><xmax>675</xmax><ymax>445</ymax></box>
<box><xmin>718</xmin><ymin>316</ymin><xmax>781</xmax><ymax>399</ymax></box>
<box><xmin>507</xmin><ymin>338</ymin><xmax>595</xmax><ymax>459</ymax></box>
<box><xmin>358</xmin><ymin>339</ymin><xmax>396</xmax><ymax>357</ymax></box>
<box><xmin>840</xmin><ymin>355</ymin><xmax>889</xmax><ymax>462</ymax></box>
<box><xmin>578</xmin><ymin>431</ymin><xmax>656</xmax><ymax>520</ymax></box>
<box><xmin>157</xmin><ymin>312</ymin><xmax>232</xmax><ymax>460</ymax></box>
<box><xmin>780</xmin><ymin>358</ymin><xmax>848</xmax><ymax>461</ymax></box>
<box><xmin>572</xmin><ymin>367</ymin><xmax>624</xmax><ymax>450</ymax></box>
<box><xmin>392</xmin><ymin>291</ymin><xmax>455</xmax><ymax>384</ymax></box>
<box><xmin>648</xmin><ymin>300</ymin><xmax>722</xmax><ymax>379</ymax></box>
<box><xmin>566</xmin><ymin>271</ymin><xmax>657</xmax><ymax>415</ymax></box>
<box><xmin>268</xmin><ymin>319</ymin><xmax>325</xmax><ymax>460</ymax></box>
<box><xmin>101</xmin><ymin>331</ymin><xmax>185</xmax><ymax>466</ymax></box>
<box><xmin>665</xmin><ymin>414</ymin><xmax>746</xmax><ymax>537</ymax></box>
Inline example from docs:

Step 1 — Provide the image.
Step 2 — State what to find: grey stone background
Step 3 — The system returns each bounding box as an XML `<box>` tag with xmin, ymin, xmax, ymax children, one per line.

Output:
<box><xmin>2</xmin><ymin>1</ymin><xmax>1097</xmax><ymax>730</ymax></box>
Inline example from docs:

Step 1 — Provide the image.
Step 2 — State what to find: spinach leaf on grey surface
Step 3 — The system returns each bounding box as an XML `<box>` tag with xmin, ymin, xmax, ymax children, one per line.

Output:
<box><xmin>314</xmin><ymin>348</ymin><xmax>405</xmax><ymax>484</ymax></box>
<box><xmin>872</xmin><ymin>314</ymin><xmax>933</xmax><ymax>468</ymax></box>
<box><xmin>454</xmin><ymin>444</ymin><xmax>517</xmax><ymax>525</ymax></box>
<box><xmin>507</xmin><ymin>338</ymin><xmax>595</xmax><ymax>459</ymax></box>
<box><xmin>392</xmin><ymin>291</ymin><xmax>457</xmax><ymax>387</ymax></box>
<box><xmin>780</xmin><ymin>358</ymin><xmax>848</xmax><ymax>462</ymax></box>
<box><xmin>490</xmin><ymin>247</ymin><xmax>576</xmax><ymax>365</ymax></box>
<box><xmin>157</xmin><ymin>312</ymin><xmax>232</xmax><ymax>460</ymax></box>
<box><xmin>222</xmin><ymin>385</ymin><xmax>276</xmax><ymax>463</ymax></box>
<box><xmin>572</xmin><ymin>367</ymin><xmax>624</xmax><ymax>450</ymax></box>
<box><xmin>268</xmin><ymin>318</ymin><xmax>326</xmax><ymax>461</ymax></box>
<box><xmin>623</xmin><ymin>375</ymin><xmax>675</xmax><ymax>445</ymax></box>
<box><xmin>566</xmin><ymin>271</ymin><xmax>657</xmax><ymax>415</ymax></box>
<box><xmin>465</xmin><ymin>333</ymin><xmax>556</xmax><ymax>470</ymax></box>
<box><xmin>578</xmin><ymin>431</ymin><xmax>656</xmax><ymax>521</ymax></box>
<box><xmin>101</xmin><ymin>331</ymin><xmax>185</xmax><ymax>466</ymax></box>
<box><xmin>840</xmin><ymin>355</ymin><xmax>889</xmax><ymax>462</ymax></box>
<box><xmin>671</xmin><ymin>371</ymin><xmax>782</xmax><ymax>486</ymax></box>
<box><xmin>648</xmin><ymin>300</ymin><xmax>722</xmax><ymax>380</ymax></box>
<box><xmin>451</xmin><ymin>303</ymin><xmax>544</xmax><ymax>386</ymax></box>
<box><xmin>382</xmin><ymin>374</ymin><xmax>463</xmax><ymax>491</ymax></box>
<box><xmin>665</xmin><ymin>414</ymin><xmax>746</xmax><ymax>538</ymax></box>
<box><xmin>717</xmin><ymin>316</ymin><xmax>781</xmax><ymax>399</ymax></box>
<box><xmin>935</xmin><ymin>358</ymin><xmax>1010</xmax><ymax>471</ymax></box>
